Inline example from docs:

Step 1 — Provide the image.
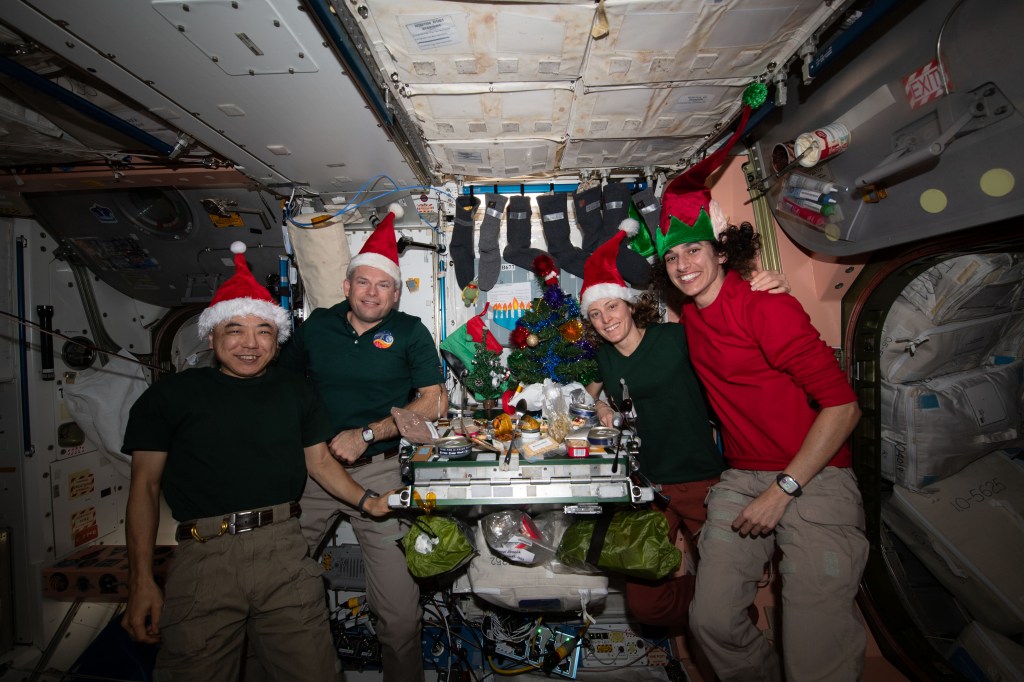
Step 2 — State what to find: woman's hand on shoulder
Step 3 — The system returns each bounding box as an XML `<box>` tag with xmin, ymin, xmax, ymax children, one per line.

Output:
<box><xmin>749</xmin><ymin>269</ymin><xmax>790</xmax><ymax>294</ymax></box>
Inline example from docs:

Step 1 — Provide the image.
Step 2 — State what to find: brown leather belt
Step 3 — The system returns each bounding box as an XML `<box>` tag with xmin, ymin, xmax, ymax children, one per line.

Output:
<box><xmin>341</xmin><ymin>446</ymin><xmax>400</xmax><ymax>469</ymax></box>
<box><xmin>176</xmin><ymin>501</ymin><xmax>301</xmax><ymax>542</ymax></box>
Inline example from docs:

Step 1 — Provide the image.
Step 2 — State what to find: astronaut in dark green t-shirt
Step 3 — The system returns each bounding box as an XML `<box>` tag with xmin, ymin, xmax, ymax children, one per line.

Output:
<box><xmin>120</xmin><ymin>242</ymin><xmax>389</xmax><ymax>682</ymax></box>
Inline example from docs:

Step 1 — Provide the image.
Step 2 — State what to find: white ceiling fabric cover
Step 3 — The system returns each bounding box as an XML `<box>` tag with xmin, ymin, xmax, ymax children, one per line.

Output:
<box><xmin>345</xmin><ymin>0</ymin><xmax>842</xmax><ymax>179</ymax></box>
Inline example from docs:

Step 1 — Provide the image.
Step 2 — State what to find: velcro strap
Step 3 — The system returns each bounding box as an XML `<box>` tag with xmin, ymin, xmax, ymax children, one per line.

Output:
<box><xmin>585</xmin><ymin>513</ymin><xmax>616</xmax><ymax>568</ymax></box>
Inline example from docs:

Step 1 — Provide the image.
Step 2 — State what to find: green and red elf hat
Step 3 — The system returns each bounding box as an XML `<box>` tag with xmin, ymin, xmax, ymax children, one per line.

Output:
<box><xmin>656</xmin><ymin>83</ymin><xmax>767</xmax><ymax>258</ymax></box>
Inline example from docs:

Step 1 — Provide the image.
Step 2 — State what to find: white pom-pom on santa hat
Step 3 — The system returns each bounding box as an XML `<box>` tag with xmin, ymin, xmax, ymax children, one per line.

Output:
<box><xmin>708</xmin><ymin>200</ymin><xmax>729</xmax><ymax>238</ymax></box>
<box><xmin>618</xmin><ymin>217</ymin><xmax>640</xmax><ymax>237</ymax></box>
<box><xmin>197</xmin><ymin>241</ymin><xmax>291</xmax><ymax>343</ymax></box>
<box><xmin>348</xmin><ymin>203</ymin><xmax>403</xmax><ymax>282</ymax></box>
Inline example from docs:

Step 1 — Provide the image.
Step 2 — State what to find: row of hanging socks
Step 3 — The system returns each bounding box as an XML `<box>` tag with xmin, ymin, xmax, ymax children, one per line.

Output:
<box><xmin>449</xmin><ymin>182</ymin><xmax>661</xmax><ymax>302</ymax></box>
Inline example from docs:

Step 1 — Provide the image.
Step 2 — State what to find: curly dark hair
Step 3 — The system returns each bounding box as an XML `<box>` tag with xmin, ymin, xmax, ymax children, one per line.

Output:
<box><xmin>582</xmin><ymin>289</ymin><xmax>663</xmax><ymax>347</ymax></box>
<box><xmin>650</xmin><ymin>221</ymin><xmax>761</xmax><ymax>301</ymax></box>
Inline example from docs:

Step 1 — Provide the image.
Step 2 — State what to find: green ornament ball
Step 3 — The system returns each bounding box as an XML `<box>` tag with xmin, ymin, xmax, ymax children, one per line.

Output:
<box><xmin>742</xmin><ymin>82</ymin><xmax>768</xmax><ymax>109</ymax></box>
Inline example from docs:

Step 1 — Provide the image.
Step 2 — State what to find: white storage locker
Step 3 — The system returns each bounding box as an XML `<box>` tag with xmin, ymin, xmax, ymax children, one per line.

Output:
<box><xmin>947</xmin><ymin>621</ymin><xmax>1024</xmax><ymax>681</ymax></box>
<box><xmin>882</xmin><ymin>453</ymin><xmax>1024</xmax><ymax>636</ymax></box>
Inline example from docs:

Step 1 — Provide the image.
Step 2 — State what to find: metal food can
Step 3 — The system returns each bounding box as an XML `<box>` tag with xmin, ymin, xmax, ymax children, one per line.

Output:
<box><xmin>771</xmin><ymin>141</ymin><xmax>796</xmax><ymax>172</ymax></box>
<box><xmin>586</xmin><ymin>427</ymin><xmax>620</xmax><ymax>449</ymax></box>
<box><xmin>794</xmin><ymin>123</ymin><xmax>850</xmax><ymax>167</ymax></box>
<box><xmin>569</xmin><ymin>402</ymin><xmax>598</xmax><ymax>428</ymax></box>
<box><xmin>434</xmin><ymin>435</ymin><xmax>472</xmax><ymax>459</ymax></box>
<box><xmin>519</xmin><ymin>425</ymin><xmax>541</xmax><ymax>442</ymax></box>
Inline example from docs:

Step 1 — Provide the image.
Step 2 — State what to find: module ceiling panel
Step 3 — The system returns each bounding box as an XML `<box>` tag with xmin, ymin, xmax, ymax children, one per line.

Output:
<box><xmin>341</xmin><ymin>0</ymin><xmax>843</xmax><ymax>179</ymax></box>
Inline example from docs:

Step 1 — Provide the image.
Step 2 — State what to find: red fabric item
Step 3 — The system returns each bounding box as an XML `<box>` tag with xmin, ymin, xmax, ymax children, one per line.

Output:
<box><xmin>579</xmin><ymin>230</ymin><xmax>630</xmax><ymax>315</ymax></box>
<box><xmin>682</xmin><ymin>271</ymin><xmax>857</xmax><ymax>471</ymax></box>
<box><xmin>659</xmin><ymin>104</ymin><xmax>753</xmax><ymax>234</ymax></box>
<box><xmin>466</xmin><ymin>303</ymin><xmax>502</xmax><ymax>352</ymax></box>
<box><xmin>209</xmin><ymin>244</ymin><xmax>274</xmax><ymax>307</ymax></box>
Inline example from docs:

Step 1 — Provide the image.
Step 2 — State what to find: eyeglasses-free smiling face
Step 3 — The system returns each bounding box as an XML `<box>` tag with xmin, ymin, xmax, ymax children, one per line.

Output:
<box><xmin>587</xmin><ymin>297</ymin><xmax>638</xmax><ymax>348</ymax></box>
<box><xmin>209</xmin><ymin>314</ymin><xmax>278</xmax><ymax>378</ymax></box>
<box><xmin>344</xmin><ymin>265</ymin><xmax>400</xmax><ymax>330</ymax></box>
<box><xmin>663</xmin><ymin>241</ymin><xmax>728</xmax><ymax>308</ymax></box>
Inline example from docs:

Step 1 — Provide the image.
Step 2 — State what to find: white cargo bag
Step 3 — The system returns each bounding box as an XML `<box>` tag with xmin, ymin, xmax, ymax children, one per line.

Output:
<box><xmin>883</xmin><ymin>453</ymin><xmax>1024</xmax><ymax>636</ymax></box>
<box><xmin>990</xmin><ymin>313</ymin><xmax>1024</xmax><ymax>363</ymax></box>
<box><xmin>466</xmin><ymin>523</ymin><xmax>608</xmax><ymax>612</ymax></box>
<box><xmin>880</xmin><ymin>295</ymin><xmax>1013</xmax><ymax>383</ymax></box>
<box><xmin>287</xmin><ymin>211</ymin><xmax>353</xmax><ymax>311</ymax></box>
<box><xmin>881</xmin><ymin>361</ymin><xmax>1023</xmax><ymax>489</ymax></box>
<box><xmin>900</xmin><ymin>253</ymin><xmax>1024</xmax><ymax>325</ymax></box>
<box><xmin>947</xmin><ymin>621</ymin><xmax>1024</xmax><ymax>681</ymax></box>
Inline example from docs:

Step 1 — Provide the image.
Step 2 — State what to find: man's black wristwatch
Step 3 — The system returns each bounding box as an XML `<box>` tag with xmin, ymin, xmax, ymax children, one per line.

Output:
<box><xmin>776</xmin><ymin>473</ymin><xmax>803</xmax><ymax>497</ymax></box>
<box><xmin>361</xmin><ymin>426</ymin><xmax>375</xmax><ymax>444</ymax></box>
<box><xmin>358</xmin><ymin>488</ymin><xmax>380</xmax><ymax>516</ymax></box>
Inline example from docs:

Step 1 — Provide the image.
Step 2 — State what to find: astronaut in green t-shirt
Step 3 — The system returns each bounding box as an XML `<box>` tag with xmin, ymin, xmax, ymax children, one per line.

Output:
<box><xmin>121</xmin><ymin>242</ymin><xmax>390</xmax><ymax>682</ymax></box>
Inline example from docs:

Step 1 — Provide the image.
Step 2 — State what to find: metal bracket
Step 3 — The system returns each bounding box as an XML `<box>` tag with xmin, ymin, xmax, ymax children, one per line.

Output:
<box><xmin>855</xmin><ymin>82</ymin><xmax>1013</xmax><ymax>188</ymax></box>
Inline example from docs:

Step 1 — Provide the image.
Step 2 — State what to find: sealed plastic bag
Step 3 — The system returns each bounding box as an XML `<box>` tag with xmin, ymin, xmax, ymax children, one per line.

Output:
<box><xmin>557</xmin><ymin>510</ymin><xmax>681</xmax><ymax>580</ymax></box>
<box><xmin>402</xmin><ymin>516</ymin><xmax>476</xmax><ymax>578</ymax></box>
<box><xmin>480</xmin><ymin>510</ymin><xmax>555</xmax><ymax>565</ymax></box>
<box><xmin>534</xmin><ymin>511</ymin><xmax>591</xmax><ymax>574</ymax></box>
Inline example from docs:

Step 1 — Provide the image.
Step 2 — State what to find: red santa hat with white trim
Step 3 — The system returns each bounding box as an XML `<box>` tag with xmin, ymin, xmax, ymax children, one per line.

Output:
<box><xmin>347</xmin><ymin>202</ymin><xmax>404</xmax><ymax>282</ymax></box>
<box><xmin>197</xmin><ymin>241</ymin><xmax>291</xmax><ymax>342</ymax></box>
<box><xmin>579</xmin><ymin>220</ymin><xmax>639</xmax><ymax>317</ymax></box>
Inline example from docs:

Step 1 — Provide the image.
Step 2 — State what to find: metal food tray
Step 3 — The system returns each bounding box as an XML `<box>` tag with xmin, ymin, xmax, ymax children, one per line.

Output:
<box><xmin>389</xmin><ymin>452</ymin><xmax>654</xmax><ymax>508</ymax></box>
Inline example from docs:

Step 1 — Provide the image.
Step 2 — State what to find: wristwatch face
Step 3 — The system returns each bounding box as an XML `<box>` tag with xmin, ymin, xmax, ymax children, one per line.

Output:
<box><xmin>777</xmin><ymin>474</ymin><xmax>800</xmax><ymax>495</ymax></box>
<box><xmin>361</xmin><ymin>428</ymin><xmax>374</xmax><ymax>443</ymax></box>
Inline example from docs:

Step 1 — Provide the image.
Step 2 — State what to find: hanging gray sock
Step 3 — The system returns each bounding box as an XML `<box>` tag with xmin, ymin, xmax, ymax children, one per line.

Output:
<box><xmin>451</xmin><ymin>195</ymin><xmax>480</xmax><ymax>290</ymax></box>
<box><xmin>537</xmin><ymin>193</ymin><xmax>587</xmax><ymax>279</ymax></box>
<box><xmin>601</xmin><ymin>182</ymin><xmax>633</xmax><ymax>234</ymax></box>
<box><xmin>631</xmin><ymin>186</ymin><xmax>662</xmax><ymax>244</ymax></box>
<box><xmin>503</xmin><ymin>195</ymin><xmax>546</xmax><ymax>272</ymax></box>
<box><xmin>477</xmin><ymin>193</ymin><xmax>507</xmax><ymax>291</ymax></box>
<box><xmin>599</xmin><ymin>182</ymin><xmax>651</xmax><ymax>286</ymax></box>
<box><xmin>573</xmin><ymin>185</ymin><xmax>610</xmax><ymax>256</ymax></box>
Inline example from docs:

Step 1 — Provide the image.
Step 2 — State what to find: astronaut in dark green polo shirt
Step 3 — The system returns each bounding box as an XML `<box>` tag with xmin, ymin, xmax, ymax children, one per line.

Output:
<box><xmin>278</xmin><ymin>204</ymin><xmax>446</xmax><ymax>682</ymax></box>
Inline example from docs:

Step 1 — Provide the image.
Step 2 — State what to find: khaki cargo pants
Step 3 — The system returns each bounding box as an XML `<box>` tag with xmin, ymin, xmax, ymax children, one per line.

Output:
<box><xmin>690</xmin><ymin>467</ymin><xmax>869</xmax><ymax>682</ymax></box>
<box><xmin>154</xmin><ymin>517</ymin><xmax>340</xmax><ymax>682</ymax></box>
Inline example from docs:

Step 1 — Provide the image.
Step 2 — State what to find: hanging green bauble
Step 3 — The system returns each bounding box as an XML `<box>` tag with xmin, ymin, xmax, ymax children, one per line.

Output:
<box><xmin>742</xmin><ymin>82</ymin><xmax>768</xmax><ymax>109</ymax></box>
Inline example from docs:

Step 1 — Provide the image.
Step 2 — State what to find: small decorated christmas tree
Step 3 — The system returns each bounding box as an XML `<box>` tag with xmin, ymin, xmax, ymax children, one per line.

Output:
<box><xmin>464</xmin><ymin>328</ymin><xmax>510</xmax><ymax>401</ymax></box>
<box><xmin>507</xmin><ymin>254</ymin><xmax>597</xmax><ymax>386</ymax></box>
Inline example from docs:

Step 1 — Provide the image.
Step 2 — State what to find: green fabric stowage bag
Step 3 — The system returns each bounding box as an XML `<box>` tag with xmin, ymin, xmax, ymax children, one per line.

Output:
<box><xmin>556</xmin><ymin>510</ymin><xmax>681</xmax><ymax>580</ymax></box>
<box><xmin>402</xmin><ymin>515</ymin><xmax>475</xmax><ymax>578</ymax></box>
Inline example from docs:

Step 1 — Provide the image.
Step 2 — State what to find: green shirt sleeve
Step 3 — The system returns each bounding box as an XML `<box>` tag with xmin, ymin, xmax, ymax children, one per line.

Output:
<box><xmin>407</xmin><ymin>321</ymin><xmax>444</xmax><ymax>389</ymax></box>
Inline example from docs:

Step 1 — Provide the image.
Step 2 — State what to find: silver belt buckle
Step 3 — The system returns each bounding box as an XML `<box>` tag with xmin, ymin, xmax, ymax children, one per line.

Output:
<box><xmin>227</xmin><ymin>510</ymin><xmax>255</xmax><ymax>534</ymax></box>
